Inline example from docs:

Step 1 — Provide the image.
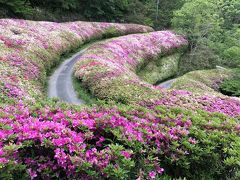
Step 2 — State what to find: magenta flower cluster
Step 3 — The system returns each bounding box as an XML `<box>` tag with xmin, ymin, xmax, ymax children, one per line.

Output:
<box><xmin>0</xmin><ymin>103</ymin><xmax>197</xmax><ymax>178</ymax></box>
<box><xmin>1</xmin><ymin>102</ymin><xmax>239</xmax><ymax>178</ymax></box>
<box><xmin>150</xmin><ymin>89</ymin><xmax>240</xmax><ymax>118</ymax></box>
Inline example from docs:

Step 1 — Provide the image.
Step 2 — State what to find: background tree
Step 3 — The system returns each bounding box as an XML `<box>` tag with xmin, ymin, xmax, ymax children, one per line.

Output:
<box><xmin>172</xmin><ymin>0</ymin><xmax>240</xmax><ymax>74</ymax></box>
<box><xmin>80</xmin><ymin>0</ymin><xmax>129</xmax><ymax>22</ymax></box>
<box><xmin>0</xmin><ymin>0</ymin><xmax>32</xmax><ymax>17</ymax></box>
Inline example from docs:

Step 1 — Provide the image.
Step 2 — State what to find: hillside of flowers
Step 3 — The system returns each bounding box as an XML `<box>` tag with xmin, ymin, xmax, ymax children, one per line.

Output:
<box><xmin>74</xmin><ymin>31</ymin><xmax>188</xmax><ymax>103</ymax></box>
<box><xmin>0</xmin><ymin>19</ymin><xmax>240</xmax><ymax>179</ymax></box>
<box><xmin>73</xmin><ymin>32</ymin><xmax>240</xmax><ymax>117</ymax></box>
<box><xmin>0</xmin><ymin>19</ymin><xmax>153</xmax><ymax>104</ymax></box>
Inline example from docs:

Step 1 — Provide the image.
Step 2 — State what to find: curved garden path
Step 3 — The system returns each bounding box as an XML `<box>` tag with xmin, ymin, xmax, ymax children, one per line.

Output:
<box><xmin>48</xmin><ymin>44</ymin><xmax>175</xmax><ymax>105</ymax></box>
<box><xmin>48</xmin><ymin>49</ymin><xmax>87</xmax><ymax>105</ymax></box>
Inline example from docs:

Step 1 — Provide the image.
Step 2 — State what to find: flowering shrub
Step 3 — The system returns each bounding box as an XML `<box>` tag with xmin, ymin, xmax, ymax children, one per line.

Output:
<box><xmin>0</xmin><ymin>19</ymin><xmax>153</xmax><ymax>104</ymax></box>
<box><xmin>74</xmin><ymin>31</ymin><xmax>188</xmax><ymax>102</ymax></box>
<box><xmin>0</xmin><ymin>102</ymin><xmax>239</xmax><ymax>179</ymax></box>
<box><xmin>73</xmin><ymin>32</ymin><xmax>240</xmax><ymax>118</ymax></box>
<box><xmin>142</xmin><ymin>89</ymin><xmax>240</xmax><ymax>118</ymax></box>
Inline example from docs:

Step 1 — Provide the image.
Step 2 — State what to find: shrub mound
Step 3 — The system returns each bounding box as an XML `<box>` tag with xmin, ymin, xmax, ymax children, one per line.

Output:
<box><xmin>220</xmin><ymin>69</ymin><xmax>240</xmax><ymax>97</ymax></box>
<box><xmin>171</xmin><ymin>69</ymin><xmax>234</xmax><ymax>95</ymax></box>
<box><xmin>73</xmin><ymin>32</ymin><xmax>240</xmax><ymax>117</ymax></box>
<box><xmin>74</xmin><ymin>31</ymin><xmax>188</xmax><ymax>103</ymax></box>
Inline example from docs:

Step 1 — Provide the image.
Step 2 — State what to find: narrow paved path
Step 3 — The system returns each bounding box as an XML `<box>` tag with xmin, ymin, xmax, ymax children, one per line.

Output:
<box><xmin>48</xmin><ymin>45</ymin><xmax>176</xmax><ymax>105</ymax></box>
<box><xmin>48</xmin><ymin>49</ymin><xmax>87</xmax><ymax>105</ymax></box>
<box><xmin>158</xmin><ymin>79</ymin><xmax>176</xmax><ymax>89</ymax></box>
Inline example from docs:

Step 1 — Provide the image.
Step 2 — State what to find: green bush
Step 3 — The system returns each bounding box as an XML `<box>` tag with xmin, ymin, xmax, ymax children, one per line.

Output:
<box><xmin>220</xmin><ymin>79</ymin><xmax>240</xmax><ymax>97</ymax></box>
<box><xmin>220</xmin><ymin>69</ymin><xmax>240</xmax><ymax>97</ymax></box>
<box><xmin>0</xmin><ymin>0</ymin><xmax>33</xmax><ymax>17</ymax></box>
<box><xmin>102</xmin><ymin>27</ymin><xmax>120</xmax><ymax>39</ymax></box>
<box><xmin>223</xmin><ymin>46</ymin><xmax>240</xmax><ymax>67</ymax></box>
<box><xmin>138</xmin><ymin>53</ymin><xmax>180</xmax><ymax>84</ymax></box>
<box><xmin>172</xmin><ymin>0</ymin><xmax>240</xmax><ymax>73</ymax></box>
<box><xmin>178</xmin><ymin>46</ymin><xmax>220</xmax><ymax>75</ymax></box>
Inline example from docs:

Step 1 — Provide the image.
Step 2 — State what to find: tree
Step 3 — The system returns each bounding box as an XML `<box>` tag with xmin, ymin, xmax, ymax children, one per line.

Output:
<box><xmin>219</xmin><ymin>0</ymin><xmax>240</xmax><ymax>29</ymax></box>
<box><xmin>79</xmin><ymin>0</ymin><xmax>129</xmax><ymax>22</ymax></box>
<box><xmin>172</xmin><ymin>0</ymin><xmax>240</xmax><ymax>71</ymax></box>
<box><xmin>0</xmin><ymin>0</ymin><xmax>32</xmax><ymax>17</ymax></box>
<box><xmin>155</xmin><ymin>0</ymin><xmax>185</xmax><ymax>29</ymax></box>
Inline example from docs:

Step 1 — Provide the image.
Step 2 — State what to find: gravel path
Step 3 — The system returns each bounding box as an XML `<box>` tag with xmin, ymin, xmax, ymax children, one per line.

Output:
<box><xmin>48</xmin><ymin>49</ymin><xmax>86</xmax><ymax>105</ymax></box>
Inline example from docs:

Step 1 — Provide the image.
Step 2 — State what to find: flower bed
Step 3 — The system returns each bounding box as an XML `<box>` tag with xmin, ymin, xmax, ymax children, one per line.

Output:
<box><xmin>0</xmin><ymin>19</ymin><xmax>153</xmax><ymax>104</ymax></box>
<box><xmin>74</xmin><ymin>31</ymin><xmax>188</xmax><ymax>103</ymax></box>
<box><xmin>74</xmin><ymin>32</ymin><xmax>240</xmax><ymax>118</ymax></box>
<box><xmin>0</xmin><ymin>102</ymin><xmax>239</xmax><ymax>179</ymax></box>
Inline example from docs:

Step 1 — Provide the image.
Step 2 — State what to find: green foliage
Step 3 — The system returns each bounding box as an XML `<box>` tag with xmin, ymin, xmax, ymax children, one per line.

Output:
<box><xmin>0</xmin><ymin>0</ymin><xmax>185</xmax><ymax>29</ymax></box>
<box><xmin>172</xmin><ymin>0</ymin><xmax>240</xmax><ymax>74</ymax></box>
<box><xmin>72</xmin><ymin>77</ymin><xmax>98</xmax><ymax>105</ymax></box>
<box><xmin>29</xmin><ymin>0</ymin><xmax>80</xmax><ymax>11</ymax></box>
<box><xmin>138</xmin><ymin>53</ymin><xmax>181</xmax><ymax>84</ymax></box>
<box><xmin>0</xmin><ymin>162</ymin><xmax>29</xmax><ymax>180</ymax></box>
<box><xmin>172</xmin><ymin>0</ymin><xmax>223</xmax><ymax>42</ymax></box>
<box><xmin>102</xmin><ymin>27</ymin><xmax>120</xmax><ymax>39</ymax></box>
<box><xmin>124</xmin><ymin>0</ymin><xmax>185</xmax><ymax>29</ymax></box>
<box><xmin>154</xmin><ymin>0</ymin><xmax>185</xmax><ymax>29</ymax></box>
<box><xmin>156</xmin><ymin>106</ymin><xmax>240</xmax><ymax>179</ymax></box>
<box><xmin>220</xmin><ymin>69</ymin><xmax>240</xmax><ymax>97</ymax></box>
<box><xmin>219</xmin><ymin>0</ymin><xmax>240</xmax><ymax>28</ymax></box>
<box><xmin>178</xmin><ymin>46</ymin><xmax>220</xmax><ymax>75</ymax></box>
<box><xmin>82</xmin><ymin>0</ymin><xmax>129</xmax><ymax>21</ymax></box>
<box><xmin>0</xmin><ymin>0</ymin><xmax>32</xmax><ymax>17</ymax></box>
<box><xmin>220</xmin><ymin>27</ymin><xmax>240</xmax><ymax>67</ymax></box>
<box><xmin>172</xmin><ymin>69</ymin><xmax>233</xmax><ymax>95</ymax></box>
<box><xmin>220</xmin><ymin>79</ymin><xmax>240</xmax><ymax>97</ymax></box>
<box><xmin>223</xmin><ymin>46</ymin><xmax>240</xmax><ymax>66</ymax></box>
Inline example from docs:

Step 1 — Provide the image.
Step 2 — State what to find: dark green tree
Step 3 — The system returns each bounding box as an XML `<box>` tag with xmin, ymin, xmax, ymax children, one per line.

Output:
<box><xmin>0</xmin><ymin>0</ymin><xmax>32</xmax><ymax>17</ymax></box>
<box><xmin>80</xmin><ymin>0</ymin><xmax>129</xmax><ymax>22</ymax></box>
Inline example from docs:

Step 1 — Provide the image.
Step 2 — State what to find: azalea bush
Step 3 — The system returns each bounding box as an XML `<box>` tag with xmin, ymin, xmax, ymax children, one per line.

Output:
<box><xmin>74</xmin><ymin>31</ymin><xmax>188</xmax><ymax>103</ymax></box>
<box><xmin>73</xmin><ymin>31</ymin><xmax>240</xmax><ymax>118</ymax></box>
<box><xmin>137</xmin><ymin>53</ymin><xmax>181</xmax><ymax>85</ymax></box>
<box><xmin>0</xmin><ymin>102</ymin><xmax>239</xmax><ymax>179</ymax></box>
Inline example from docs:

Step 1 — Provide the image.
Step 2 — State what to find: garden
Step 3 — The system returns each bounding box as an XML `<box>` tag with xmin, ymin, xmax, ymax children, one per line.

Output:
<box><xmin>0</xmin><ymin>0</ymin><xmax>240</xmax><ymax>179</ymax></box>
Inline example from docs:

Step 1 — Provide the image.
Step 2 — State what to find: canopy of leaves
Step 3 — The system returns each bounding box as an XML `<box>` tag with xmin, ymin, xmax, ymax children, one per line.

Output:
<box><xmin>172</xmin><ymin>0</ymin><xmax>240</xmax><ymax>71</ymax></box>
<box><xmin>0</xmin><ymin>0</ymin><xmax>185</xmax><ymax>29</ymax></box>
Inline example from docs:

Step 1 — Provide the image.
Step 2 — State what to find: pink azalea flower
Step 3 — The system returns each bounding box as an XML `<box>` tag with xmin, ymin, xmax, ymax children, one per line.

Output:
<box><xmin>121</xmin><ymin>151</ymin><xmax>132</xmax><ymax>159</ymax></box>
<box><xmin>149</xmin><ymin>171</ymin><xmax>156</xmax><ymax>179</ymax></box>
